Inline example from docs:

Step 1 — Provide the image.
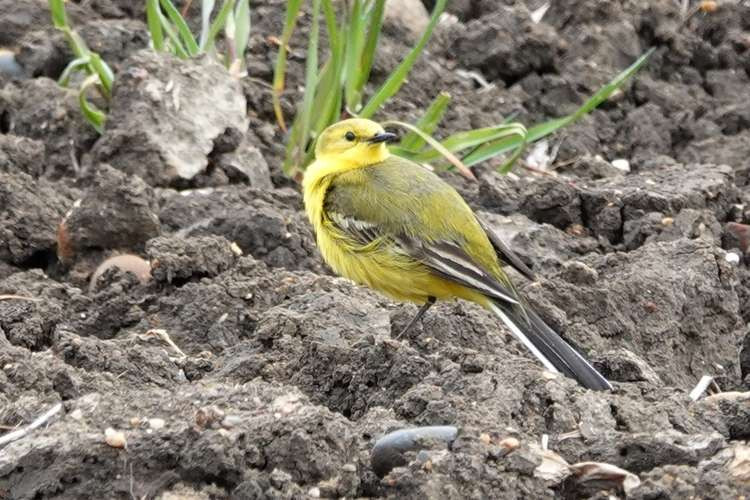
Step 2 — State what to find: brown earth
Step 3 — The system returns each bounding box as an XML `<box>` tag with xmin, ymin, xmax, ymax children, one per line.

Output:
<box><xmin>1</xmin><ymin>0</ymin><xmax>750</xmax><ymax>498</ymax></box>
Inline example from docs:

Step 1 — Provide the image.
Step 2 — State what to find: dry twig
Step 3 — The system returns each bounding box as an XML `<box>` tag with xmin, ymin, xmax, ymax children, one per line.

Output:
<box><xmin>0</xmin><ymin>295</ymin><xmax>41</xmax><ymax>302</ymax></box>
<box><xmin>137</xmin><ymin>329</ymin><xmax>187</xmax><ymax>359</ymax></box>
<box><xmin>0</xmin><ymin>402</ymin><xmax>62</xmax><ymax>446</ymax></box>
<box><xmin>689</xmin><ymin>375</ymin><xmax>721</xmax><ymax>401</ymax></box>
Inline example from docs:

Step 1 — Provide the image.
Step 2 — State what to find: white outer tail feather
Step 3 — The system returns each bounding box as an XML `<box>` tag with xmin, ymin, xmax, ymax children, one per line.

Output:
<box><xmin>489</xmin><ymin>302</ymin><xmax>613</xmax><ymax>390</ymax></box>
<box><xmin>489</xmin><ymin>302</ymin><xmax>559</xmax><ymax>373</ymax></box>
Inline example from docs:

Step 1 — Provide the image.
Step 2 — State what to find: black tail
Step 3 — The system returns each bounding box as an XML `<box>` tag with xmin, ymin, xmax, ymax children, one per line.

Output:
<box><xmin>489</xmin><ymin>301</ymin><xmax>612</xmax><ymax>391</ymax></box>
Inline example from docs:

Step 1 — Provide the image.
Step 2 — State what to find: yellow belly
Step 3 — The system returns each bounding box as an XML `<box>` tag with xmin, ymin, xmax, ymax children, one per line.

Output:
<box><xmin>316</xmin><ymin>228</ymin><xmax>489</xmax><ymax>307</ymax></box>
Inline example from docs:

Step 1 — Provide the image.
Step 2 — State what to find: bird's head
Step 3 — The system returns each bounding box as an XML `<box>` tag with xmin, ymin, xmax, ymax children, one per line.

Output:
<box><xmin>314</xmin><ymin>118</ymin><xmax>398</xmax><ymax>166</ymax></box>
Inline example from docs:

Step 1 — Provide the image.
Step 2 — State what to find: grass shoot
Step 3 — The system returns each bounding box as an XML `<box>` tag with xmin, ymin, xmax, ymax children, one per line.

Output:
<box><xmin>273</xmin><ymin>0</ymin><xmax>652</xmax><ymax>179</ymax></box>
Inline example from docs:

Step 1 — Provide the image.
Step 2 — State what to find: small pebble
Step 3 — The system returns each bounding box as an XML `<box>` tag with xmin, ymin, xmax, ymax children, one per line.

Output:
<box><xmin>272</xmin><ymin>394</ymin><xmax>301</xmax><ymax>414</ymax></box>
<box><xmin>725</xmin><ymin>252</ymin><xmax>740</xmax><ymax>264</ymax></box>
<box><xmin>571</xmin><ymin>461</ymin><xmax>640</xmax><ymax>493</ymax></box>
<box><xmin>89</xmin><ymin>254</ymin><xmax>152</xmax><ymax>293</ymax></box>
<box><xmin>148</xmin><ymin>418</ymin><xmax>165</xmax><ymax>430</ymax></box>
<box><xmin>700</xmin><ymin>0</ymin><xmax>718</xmax><ymax>13</ymax></box>
<box><xmin>195</xmin><ymin>405</ymin><xmax>225</xmax><ymax>429</ymax></box>
<box><xmin>489</xmin><ymin>437</ymin><xmax>521</xmax><ymax>460</ymax></box>
<box><xmin>0</xmin><ymin>49</ymin><xmax>23</xmax><ymax>77</ymax></box>
<box><xmin>529</xmin><ymin>3</ymin><xmax>550</xmax><ymax>23</ymax></box>
<box><xmin>611</xmin><ymin>159</ymin><xmax>630</xmax><ymax>172</ymax></box>
<box><xmin>221</xmin><ymin>415</ymin><xmax>243</xmax><ymax>428</ymax></box>
<box><xmin>104</xmin><ymin>427</ymin><xmax>127</xmax><ymax>448</ymax></box>
<box><xmin>499</xmin><ymin>437</ymin><xmax>520</xmax><ymax>452</ymax></box>
<box><xmin>371</xmin><ymin>425</ymin><xmax>458</xmax><ymax>477</ymax></box>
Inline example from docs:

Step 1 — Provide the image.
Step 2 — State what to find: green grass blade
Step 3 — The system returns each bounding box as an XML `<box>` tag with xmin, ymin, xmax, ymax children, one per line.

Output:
<box><xmin>497</xmin><ymin>138</ymin><xmax>528</xmax><ymax>173</ymax></box>
<box><xmin>49</xmin><ymin>0</ymin><xmax>68</xmax><ymax>28</ymax></box>
<box><xmin>89</xmin><ymin>53</ymin><xmax>114</xmax><ymax>98</ymax></box>
<box><xmin>282</xmin><ymin>117</ymin><xmax>302</xmax><ymax>175</ymax></box>
<box><xmin>408</xmin><ymin>122</ymin><xmax>527</xmax><ymax>175</ymax></box>
<box><xmin>524</xmin><ymin>117</ymin><xmax>570</xmax><ymax>143</ymax></box>
<box><xmin>310</xmin><ymin>59</ymin><xmax>344</xmax><ymax>136</ymax></box>
<box><xmin>384</xmin><ymin>120</ymin><xmax>476</xmax><ymax>180</ymax></box>
<box><xmin>343</xmin><ymin>0</ymin><xmax>366</xmax><ymax>112</ymax></box>
<box><xmin>48</xmin><ymin>0</ymin><xmax>113</xmax><ymax>133</ymax></box>
<box><xmin>65</xmin><ymin>29</ymin><xmax>91</xmax><ymax>59</ymax></box>
<box><xmin>146</xmin><ymin>0</ymin><xmax>165</xmax><ymax>51</ymax></box>
<box><xmin>159</xmin><ymin>11</ymin><xmax>190</xmax><ymax>58</ymax></box>
<box><xmin>460</xmin><ymin>134</ymin><xmax>521</xmax><ymax>168</ymax></box>
<box><xmin>414</xmin><ymin>123</ymin><xmax>527</xmax><ymax>162</ymax></box>
<box><xmin>291</xmin><ymin>131</ymin><xmax>318</xmax><ymax>179</ymax></box>
<box><xmin>399</xmin><ymin>91</ymin><xmax>450</xmax><ymax>151</ymax></box>
<box><xmin>462</xmin><ymin>119</ymin><xmax>569</xmax><ymax>169</ymax></box>
<box><xmin>322</xmin><ymin>0</ymin><xmax>339</xmax><ymax>50</ymax></box>
<box><xmin>354</xmin><ymin>0</ymin><xmax>385</xmax><ymax>97</ymax></box>
<box><xmin>565</xmin><ymin>47</ymin><xmax>655</xmax><ymax>124</ymax></box>
<box><xmin>310</xmin><ymin>60</ymin><xmax>339</xmax><ymax>134</ymax></box>
<box><xmin>272</xmin><ymin>0</ymin><xmax>303</xmax><ymax>131</ymax></box>
<box><xmin>283</xmin><ymin>107</ymin><xmax>318</xmax><ymax>179</ymax></box>
<box><xmin>159</xmin><ymin>0</ymin><xmax>200</xmax><ymax>56</ymax></box>
<box><xmin>49</xmin><ymin>1</ymin><xmax>91</xmax><ymax>60</ymax></box>
<box><xmin>312</xmin><ymin>0</ymin><xmax>345</xmax><ymax>132</ymax></box>
<box><xmin>199</xmin><ymin>0</ymin><xmax>216</xmax><ymax>48</ymax></box>
<box><xmin>224</xmin><ymin>13</ymin><xmax>236</xmax><ymax>67</ymax></box>
<box><xmin>233</xmin><ymin>0</ymin><xmax>251</xmax><ymax>62</ymax></box>
<box><xmin>314</xmin><ymin>55</ymin><xmax>345</xmax><ymax>132</ymax></box>
<box><xmin>79</xmin><ymin>75</ymin><xmax>106</xmax><ymax>134</ymax></box>
<box><xmin>283</xmin><ymin>0</ymin><xmax>320</xmax><ymax>176</ymax></box>
<box><xmin>291</xmin><ymin>0</ymin><xmax>320</xmax><ymax>175</ymax></box>
<box><xmin>58</xmin><ymin>56</ymin><xmax>90</xmax><ymax>87</ymax></box>
<box><xmin>462</xmin><ymin>117</ymin><xmax>569</xmax><ymax>166</ymax></box>
<box><xmin>201</xmin><ymin>0</ymin><xmax>235</xmax><ymax>53</ymax></box>
<box><xmin>359</xmin><ymin>0</ymin><xmax>447</xmax><ymax>118</ymax></box>
<box><xmin>462</xmin><ymin>49</ymin><xmax>654</xmax><ymax>170</ymax></box>
<box><xmin>387</xmin><ymin>145</ymin><xmax>419</xmax><ymax>157</ymax></box>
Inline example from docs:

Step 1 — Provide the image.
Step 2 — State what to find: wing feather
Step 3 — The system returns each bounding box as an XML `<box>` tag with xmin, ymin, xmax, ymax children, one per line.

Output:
<box><xmin>322</xmin><ymin>156</ymin><xmax>520</xmax><ymax>307</ymax></box>
<box><xmin>397</xmin><ymin>235</ymin><xmax>519</xmax><ymax>305</ymax></box>
<box><xmin>327</xmin><ymin>211</ymin><xmax>382</xmax><ymax>246</ymax></box>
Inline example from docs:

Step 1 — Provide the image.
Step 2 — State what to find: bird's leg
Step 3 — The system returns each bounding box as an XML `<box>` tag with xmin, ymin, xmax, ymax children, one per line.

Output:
<box><xmin>396</xmin><ymin>296</ymin><xmax>436</xmax><ymax>338</ymax></box>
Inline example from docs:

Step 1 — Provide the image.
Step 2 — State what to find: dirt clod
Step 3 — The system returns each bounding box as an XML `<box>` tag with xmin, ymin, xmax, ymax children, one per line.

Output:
<box><xmin>88</xmin><ymin>254</ymin><xmax>151</xmax><ymax>293</ymax></box>
<box><xmin>58</xmin><ymin>165</ymin><xmax>161</xmax><ymax>262</ymax></box>
<box><xmin>0</xmin><ymin>171</ymin><xmax>77</xmax><ymax>266</ymax></box>
<box><xmin>91</xmin><ymin>50</ymin><xmax>248</xmax><ymax>187</ymax></box>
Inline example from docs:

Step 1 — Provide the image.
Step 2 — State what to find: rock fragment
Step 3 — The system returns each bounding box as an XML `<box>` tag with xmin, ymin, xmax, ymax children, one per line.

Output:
<box><xmin>92</xmin><ymin>50</ymin><xmax>248</xmax><ymax>186</ymax></box>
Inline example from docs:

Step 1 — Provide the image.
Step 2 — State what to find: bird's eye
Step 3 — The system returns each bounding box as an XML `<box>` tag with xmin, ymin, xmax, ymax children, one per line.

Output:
<box><xmin>345</xmin><ymin>131</ymin><xmax>356</xmax><ymax>142</ymax></box>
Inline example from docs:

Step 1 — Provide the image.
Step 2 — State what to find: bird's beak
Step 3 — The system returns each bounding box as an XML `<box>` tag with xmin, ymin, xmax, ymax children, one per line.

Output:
<box><xmin>367</xmin><ymin>132</ymin><xmax>398</xmax><ymax>144</ymax></box>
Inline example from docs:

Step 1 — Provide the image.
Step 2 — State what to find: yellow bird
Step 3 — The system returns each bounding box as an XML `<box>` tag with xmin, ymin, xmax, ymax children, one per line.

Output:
<box><xmin>303</xmin><ymin>118</ymin><xmax>612</xmax><ymax>391</ymax></box>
